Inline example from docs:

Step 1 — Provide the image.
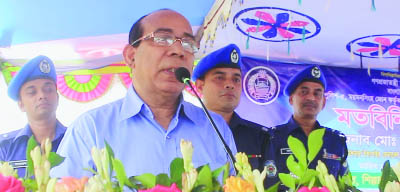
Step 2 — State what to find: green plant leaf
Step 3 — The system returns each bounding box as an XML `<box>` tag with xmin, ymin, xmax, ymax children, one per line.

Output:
<box><xmin>104</xmin><ymin>140</ymin><xmax>115</xmax><ymax>173</ymax></box>
<box><xmin>286</xmin><ymin>155</ymin><xmax>303</xmax><ymax>177</ymax></box>
<box><xmin>192</xmin><ymin>185</ymin><xmax>207</xmax><ymax>192</ymax></box>
<box><xmin>299</xmin><ymin>169</ymin><xmax>318</xmax><ymax>185</ymax></box>
<box><xmin>112</xmin><ymin>158</ymin><xmax>136</xmax><ymax>190</ymax></box>
<box><xmin>170</xmin><ymin>158</ymin><xmax>184</xmax><ymax>188</ymax></box>
<box><xmin>134</xmin><ymin>173</ymin><xmax>156</xmax><ymax>189</ymax></box>
<box><xmin>307</xmin><ymin>129</ymin><xmax>325</xmax><ymax>163</ymax></box>
<box><xmin>287</xmin><ymin>135</ymin><xmax>307</xmax><ymax>168</ymax></box>
<box><xmin>22</xmin><ymin>178</ymin><xmax>38</xmax><ymax>191</ymax></box>
<box><xmin>25</xmin><ymin>136</ymin><xmax>38</xmax><ymax>178</ymax></box>
<box><xmin>156</xmin><ymin>173</ymin><xmax>172</xmax><ymax>187</ymax></box>
<box><xmin>48</xmin><ymin>152</ymin><xmax>65</xmax><ymax>168</ymax></box>
<box><xmin>195</xmin><ymin>165</ymin><xmax>212</xmax><ymax>192</ymax></box>
<box><xmin>379</xmin><ymin>160</ymin><xmax>399</xmax><ymax>192</ymax></box>
<box><xmin>278</xmin><ymin>173</ymin><xmax>296</xmax><ymax>190</ymax></box>
<box><xmin>265</xmin><ymin>181</ymin><xmax>280</xmax><ymax>192</ymax></box>
<box><xmin>212</xmin><ymin>163</ymin><xmax>227</xmax><ymax>178</ymax></box>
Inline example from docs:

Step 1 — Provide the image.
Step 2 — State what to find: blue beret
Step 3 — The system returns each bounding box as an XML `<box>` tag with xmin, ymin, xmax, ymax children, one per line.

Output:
<box><xmin>8</xmin><ymin>55</ymin><xmax>57</xmax><ymax>101</ymax></box>
<box><xmin>192</xmin><ymin>44</ymin><xmax>241</xmax><ymax>81</ymax></box>
<box><xmin>284</xmin><ymin>65</ymin><xmax>327</xmax><ymax>96</ymax></box>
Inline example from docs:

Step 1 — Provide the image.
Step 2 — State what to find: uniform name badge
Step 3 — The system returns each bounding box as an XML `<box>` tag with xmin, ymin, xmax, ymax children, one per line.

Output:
<box><xmin>280</xmin><ymin>148</ymin><xmax>293</xmax><ymax>155</ymax></box>
<box><xmin>8</xmin><ymin>160</ymin><xmax>28</xmax><ymax>169</ymax></box>
<box><xmin>264</xmin><ymin>160</ymin><xmax>277</xmax><ymax>177</ymax></box>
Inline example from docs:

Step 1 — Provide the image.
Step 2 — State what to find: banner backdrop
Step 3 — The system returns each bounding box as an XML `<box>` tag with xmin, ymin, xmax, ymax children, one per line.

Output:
<box><xmin>236</xmin><ymin>56</ymin><xmax>400</xmax><ymax>189</ymax></box>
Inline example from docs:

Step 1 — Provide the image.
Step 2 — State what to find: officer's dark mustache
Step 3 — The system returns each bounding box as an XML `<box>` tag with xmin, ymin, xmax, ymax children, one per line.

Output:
<box><xmin>302</xmin><ymin>101</ymin><xmax>317</xmax><ymax>108</ymax></box>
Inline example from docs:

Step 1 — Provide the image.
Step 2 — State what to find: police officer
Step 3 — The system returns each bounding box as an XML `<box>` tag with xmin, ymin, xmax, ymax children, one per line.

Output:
<box><xmin>0</xmin><ymin>55</ymin><xmax>66</xmax><ymax>177</ymax></box>
<box><xmin>192</xmin><ymin>44</ymin><xmax>269</xmax><ymax>171</ymax></box>
<box><xmin>263</xmin><ymin>65</ymin><xmax>348</xmax><ymax>190</ymax></box>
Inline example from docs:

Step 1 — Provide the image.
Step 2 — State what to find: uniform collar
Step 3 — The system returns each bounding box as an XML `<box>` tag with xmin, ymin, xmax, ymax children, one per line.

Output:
<box><xmin>119</xmin><ymin>85</ymin><xmax>195</xmax><ymax>124</ymax></box>
<box><xmin>228</xmin><ymin>112</ymin><xmax>246</xmax><ymax>128</ymax></box>
<box><xmin>285</xmin><ymin>116</ymin><xmax>322</xmax><ymax>135</ymax></box>
<box><xmin>12</xmin><ymin>120</ymin><xmax>66</xmax><ymax>143</ymax></box>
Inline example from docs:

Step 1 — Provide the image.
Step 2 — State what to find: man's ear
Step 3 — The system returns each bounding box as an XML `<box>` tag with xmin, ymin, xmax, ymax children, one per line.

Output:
<box><xmin>18</xmin><ymin>100</ymin><xmax>25</xmax><ymax>112</ymax></box>
<box><xmin>288</xmin><ymin>95</ymin><xmax>294</xmax><ymax>106</ymax></box>
<box><xmin>195</xmin><ymin>79</ymin><xmax>205</xmax><ymax>94</ymax></box>
<box><xmin>123</xmin><ymin>44</ymin><xmax>136</xmax><ymax>69</ymax></box>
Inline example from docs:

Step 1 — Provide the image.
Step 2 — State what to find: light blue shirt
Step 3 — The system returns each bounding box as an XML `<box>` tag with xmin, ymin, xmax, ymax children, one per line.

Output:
<box><xmin>0</xmin><ymin>121</ymin><xmax>66</xmax><ymax>177</ymax></box>
<box><xmin>51</xmin><ymin>86</ymin><xmax>237</xmax><ymax>178</ymax></box>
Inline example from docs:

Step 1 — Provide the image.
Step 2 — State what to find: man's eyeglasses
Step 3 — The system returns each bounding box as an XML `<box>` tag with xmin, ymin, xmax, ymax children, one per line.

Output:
<box><xmin>131</xmin><ymin>31</ymin><xmax>199</xmax><ymax>54</ymax></box>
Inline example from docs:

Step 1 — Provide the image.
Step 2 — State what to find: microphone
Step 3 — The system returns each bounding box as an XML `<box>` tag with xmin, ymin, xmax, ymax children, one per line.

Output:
<box><xmin>175</xmin><ymin>67</ymin><xmax>237</xmax><ymax>175</ymax></box>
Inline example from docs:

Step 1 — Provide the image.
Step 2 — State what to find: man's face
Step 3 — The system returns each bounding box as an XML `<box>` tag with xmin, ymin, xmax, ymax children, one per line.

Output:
<box><xmin>289</xmin><ymin>81</ymin><xmax>326</xmax><ymax>120</ymax></box>
<box><xmin>124</xmin><ymin>10</ymin><xmax>196</xmax><ymax>96</ymax></box>
<box><xmin>196</xmin><ymin>68</ymin><xmax>242</xmax><ymax>113</ymax></box>
<box><xmin>18</xmin><ymin>78</ymin><xmax>59</xmax><ymax>120</ymax></box>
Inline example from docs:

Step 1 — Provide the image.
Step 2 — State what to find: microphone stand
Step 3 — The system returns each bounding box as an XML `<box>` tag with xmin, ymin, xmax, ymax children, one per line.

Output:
<box><xmin>182</xmin><ymin>77</ymin><xmax>237</xmax><ymax>175</ymax></box>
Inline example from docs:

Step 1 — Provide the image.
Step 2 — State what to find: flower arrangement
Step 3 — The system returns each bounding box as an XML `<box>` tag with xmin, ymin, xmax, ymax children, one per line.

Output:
<box><xmin>0</xmin><ymin>129</ymin><xmax>365</xmax><ymax>192</ymax></box>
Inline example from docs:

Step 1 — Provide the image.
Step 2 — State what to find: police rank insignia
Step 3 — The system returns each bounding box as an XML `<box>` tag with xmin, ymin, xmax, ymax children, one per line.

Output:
<box><xmin>39</xmin><ymin>59</ymin><xmax>51</xmax><ymax>74</ymax></box>
<box><xmin>311</xmin><ymin>66</ymin><xmax>321</xmax><ymax>78</ymax></box>
<box><xmin>264</xmin><ymin>160</ymin><xmax>277</xmax><ymax>177</ymax></box>
<box><xmin>230</xmin><ymin>49</ymin><xmax>239</xmax><ymax>64</ymax></box>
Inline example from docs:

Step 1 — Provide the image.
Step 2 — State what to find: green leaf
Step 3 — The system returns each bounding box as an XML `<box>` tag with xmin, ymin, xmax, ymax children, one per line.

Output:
<box><xmin>156</xmin><ymin>174</ymin><xmax>172</xmax><ymax>187</ymax></box>
<box><xmin>379</xmin><ymin>160</ymin><xmax>399</xmax><ymax>191</ymax></box>
<box><xmin>104</xmin><ymin>140</ymin><xmax>115</xmax><ymax>173</ymax></box>
<box><xmin>112</xmin><ymin>158</ymin><xmax>136</xmax><ymax>190</ymax></box>
<box><xmin>287</xmin><ymin>135</ymin><xmax>307</xmax><ymax>168</ymax></box>
<box><xmin>22</xmin><ymin>178</ymin><xmax>38</xmax><ymax>191</ymax></box>
<box><xmin>192</xmin><ymin>185</ymin><xmax>207</xmax><ymax>192</ymax></box>
<box><xmin>307</xmin><ymin>129</ymin><xmax>325</xmax><ymax>163</ymax></box>
<box><xmin>223</xmin><ymin>163</ymin><xmax>229</xmax><ymax>184</ymax></box>
<box><xmin>25</xmin><ymin>136</ymin><xmax>38</xmax><ymax>178</ymax></box>
<box><xmin>211</xmin><ymin>163</ymin><xmax>227</xmax><ymax>178</ymax></box>
<box><xmin>286</xmin><ymin>155</ymin><xmax>303</xmax><ymax>177</ymax></box>
<box><xmin>278</xmin><ymin>173</ymin><xmax>296</xmax><ymax>190</ymax></box>
<box><xmin>48</xmin><ymin>152</ymin><xmax>65</xmax><ymax>168</ymax></box>
<box><xmin>195</xmin><ymin>165</ymin><xmax>212</xmax><ymax>192</ymax></box>
<box><xmin>265</xmin><ymin>181</ymin><xmax>280</xmax><ymax>192</ymax></box>
<box><xmin>134</xmin><ymin>173</ymin><xmax>156</xmax><ymax>189</ymax></box>
<box><xmin>299</xmin><ymin>169</ymin><xmax>318</xmax><ymax>185</ymax></box>
<box><xmin>170</xmin><ymin>158</ymin><xmax>184</xmax><ymax>188</ymax></box>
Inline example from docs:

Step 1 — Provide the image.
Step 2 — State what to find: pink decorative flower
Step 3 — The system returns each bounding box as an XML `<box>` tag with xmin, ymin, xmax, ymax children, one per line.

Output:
<box><xmin>139</xmin><ymin>183</ymin><xmax>181</xmax><ymax>192</ymax></box>
<box><xmin>0</xmin><ymin>174</ymin><xmax>24</xmax><ymax>192</ymax></box>
<box><xmin>298</xmin><ymin>186</ymin><xmax>330</xmax><ymax>192</ymax></box>
<box><xmin>55</xmin><ymin>176</ymin><xmax>89</xmax><ymax>192</ymax></box>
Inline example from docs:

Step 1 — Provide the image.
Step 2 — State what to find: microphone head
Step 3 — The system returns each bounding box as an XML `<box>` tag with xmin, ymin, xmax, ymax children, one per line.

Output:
<box><xmin>175</xmin><ymin>67</ymin><xmax>191</xmax><ymax>83</ymax></box>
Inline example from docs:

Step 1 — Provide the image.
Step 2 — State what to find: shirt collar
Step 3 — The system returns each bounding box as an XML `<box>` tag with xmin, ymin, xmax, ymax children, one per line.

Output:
<box><xmin>12</xmin><ymin>120</ymin><xmax>66</xmax><ymax>143</ymax></box>
<box><xmin>286</xmin><ymin>116</ymin><xmax>322</xmax><ymax>135</ymax></box>
<box><xmin>119</xmin><ymin>85</ymin><xmax>195</xmax><ymax>124</ymax></box>
<box><xmin>119</xmin><ymin>85</ymin><xmax>145</xmax><ymax>121</ymax></box>
<box><xmin>229</xmin><ymin>112</ymin><xmax>246</xmax><ymax>128</ymax></box>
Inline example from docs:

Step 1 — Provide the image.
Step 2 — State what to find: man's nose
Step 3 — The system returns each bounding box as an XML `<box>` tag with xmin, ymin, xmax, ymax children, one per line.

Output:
<box><xmin>168</xmin><ymin>40</ymin><xmax>186</xmax><ymax>57</ymax></box>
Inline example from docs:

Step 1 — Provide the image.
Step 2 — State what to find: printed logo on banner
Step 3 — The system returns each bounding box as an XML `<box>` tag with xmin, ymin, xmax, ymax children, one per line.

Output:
<box><xmin>233</xmin><ymin>7</ymin><xmax>321</xmax><ymax>42</ymax></box>
<box><xmin>346</xmin><ymin>34</ymin><xmax>400</xmax><ymax>58</ymax></box>
<box><xmin>243</xmin><ymin>66</ymin><xmax>280</xmax><ymax>105</ymax></box>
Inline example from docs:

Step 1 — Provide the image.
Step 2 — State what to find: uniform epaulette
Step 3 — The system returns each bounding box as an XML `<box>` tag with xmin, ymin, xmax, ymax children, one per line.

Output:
<box><xmin>321</xmin><ymin>126</ymin><xmax>347</xmax><ymax>141</ymax></box>
<box><xmin>0</xmin><ymin>130</ymin><xmax>19</xmax><ymax>144</ymax></box>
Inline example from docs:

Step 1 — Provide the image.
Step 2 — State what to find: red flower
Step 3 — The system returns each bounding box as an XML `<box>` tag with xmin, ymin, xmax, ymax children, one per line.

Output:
<box><xmin>0</xmin><ymin>174</ymin><xmax>24</xmax><ymax>192</ymax></box>
<box><xmin>139</xmin><ymin>183</ymin><xmax>181</xmax><ymax>192</ymax></box>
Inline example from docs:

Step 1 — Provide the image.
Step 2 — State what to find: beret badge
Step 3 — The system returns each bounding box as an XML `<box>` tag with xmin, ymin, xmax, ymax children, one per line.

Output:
<box><xmin>39</xmin><ymin>59</ymin><xmax>51</xmax><ymax>74</ymax></box>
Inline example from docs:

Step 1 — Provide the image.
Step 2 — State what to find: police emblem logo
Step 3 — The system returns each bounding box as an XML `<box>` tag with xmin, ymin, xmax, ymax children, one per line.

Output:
<box><xmin>311</xmin><ymin>66</ymin><xmax>321</xmax><ymax>78</ymax></box>
<box><xmin>264</xmin><ymin>160</ymin><xmax>277</xmax><ymax>177</ymax></box>
<box><xmin>230</xmin><ymin>49</ymin><xmax>239</xmax><ymax>64</ymax></box>
<box><xmin>39</xmin><ymin>59</ymin><xmax>51</xmax><ymax>74</ymax></box>
<box><xmin>243</xmin><ymin>66</ymin><xmax>280</xmax><ymax>105</ymax></box>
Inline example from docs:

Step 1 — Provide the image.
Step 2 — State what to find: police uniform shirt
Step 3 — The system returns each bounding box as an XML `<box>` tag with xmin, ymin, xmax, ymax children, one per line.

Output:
<box><xmin>229</xmin><ymin>112</ymin><xmax>269</xmax><ymax>171</ymax></box>
<box><xmin>263</xmin><ymin>116</ymin><xmax>348</xmax><ymax>190</ymax></box>
<box><xmin>0</xmin><ymin>121</ymin><xmax>66</xmax><ymax>177</ymax></box>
